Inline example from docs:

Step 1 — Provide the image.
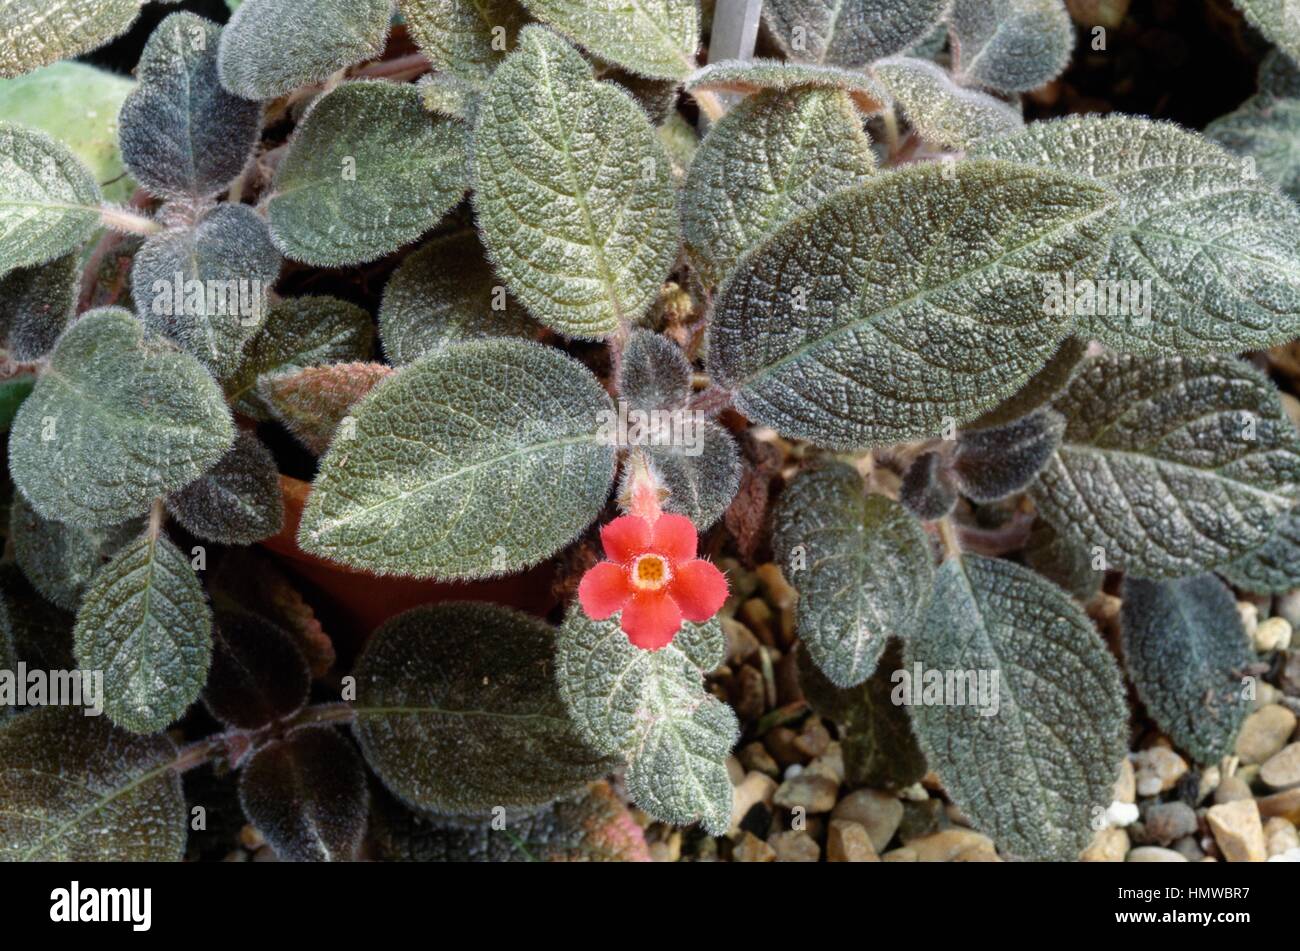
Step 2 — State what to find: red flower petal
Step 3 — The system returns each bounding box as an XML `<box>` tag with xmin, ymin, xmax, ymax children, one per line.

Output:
<box><xmin>578</xmin><ymin>561</ymin><xmax>631</xmax><ymax>619</ymax></box>
<box><xmin>600</xmin><ymin>515</ymin><xmax>652</xmax><ymax>564</ymax></box>
<box><xmin>670</xmin><ymin>559</ymin><xmax>729</xmax><ymax>622</ymax></box>
<box><xmin>620</xmin><ymin>590</ymin><xmax>683</xmax><ymax>650</ymax></box>
<box><xmin>651</xmin><ymin>513</ymin><xmax>698</xmax><ymax>565</ymax></box>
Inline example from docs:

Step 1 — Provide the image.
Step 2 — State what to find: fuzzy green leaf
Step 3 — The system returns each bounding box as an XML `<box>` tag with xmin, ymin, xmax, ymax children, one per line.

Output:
<box><xmin>873</xmin><ymin>55</ymin><xmax>1024</xmax><ymax>150</ymax></box>
<box><xmin>1259</xmin><ymin>48</ymin><xmax>1300</xmax><ymax>98</ymax></box>
<box><xmin>1219</xmin><ymin>507</ymin><xmax>1300</xmax><ymax>593</ymax></box>
<box><xmin>259</xmin><ymin>361</ymin><xmax>393</xmax><ymax>455</ymax></box>
<box><xmin>953</xmin><ymin>409</ymin><xmax>1064</xmax><ymax>502</ymax></box>
<box><xmin>1023</xmin><ymin>519</ymin><xmax>1102</xmax><ymax>602</ymax></box>
<box><xmin>708</xmin><ymin>159</ymin><xmax>1117</xmax><ymax>449</ymax></box>
<box><xmin>165</xmin><ymin>430</ymin><xmax>284</xmax><ymax>545</ymax></box>
<box><xmin>400</xmin><ymin>0</ymin><xmax>528</xmax><ymax>85</ymax></box>
<box><xmin>0</xmin><ymin>708</ymin><xmax>185</xmax><ymax>861</ymax></box>
<box><xmin>762</xmin><ymin>0</ymin><xmax>950</xmax><ymax>66</ymax></box>
<box><xmin>556</xmin><ymin>611</ymin><xmax>735</xmax><ymax>834</ymax></box>
<box><xmin>239</xmin><ymin>726</ymin><xmax>370</xmax><ymax>862</ymax></box>
<box><xmin>646</xmin><ymin>424</ymin><xmax>743</xmax><ymax>529</ymax></box>
<box><xmin>204</xmin><ymin>609</ymin><xmax>310</xmax><ymax>730</ymax></box>
<box><xmin>378</xmin><ymin>230</ymin><xmax>535</xmax><ymax>365</ymax></box>
<box><xmin>355</xmin><ymin>603</ymin><xmax>614</xmax><ymax>815</ymax></box>
<box><xmin>119</xmin><ymin>13</ymin><xmax>262</xmax><ymax>202</ymax></box>
<box><xmin>0</xmin><ymin>0</ymin><xmax>143</xmax><ymax>80</ymax></box>
<box><xmin>268</xmin><ymin>81</ymin><xmax>470</xmax><ymax>267</ymax></box>
<box><xmin>899</xmin><ymin>451</ymin><xmax>958</xmax><ymax>521</ymax></box>
<box><xmin>1234</xmin><ymin>0</ymin><xmax>1300</xmax><ymax>66</ymax></box>
<box><xmin>683</xmin><ymin>86</ymin><xmax>875</xmax><ymax>286</ymax></box>
<box><xmin>773</xmin><ymin>463</ymin><xmax>934</xmax><ymax>687</ymax></box>
<box><xmin>300</xmin><ymin>338</ymin><xmax>616</xmax><ymax>579</ymax></box>
<box><xmin>473</xmin><ymin>27</ymin><xmax>679</xmax><ymax>338</ymax></box>
<box><xmin>975</xmin><ymin>115</ymin><xmax>1300</xmax><ymax>354</ymax></box>
<box><xmin>0</xmin><ymin>251</ymin><xmax>78</xmax><ymax>360</ymax></box>
<box><xmin>216</xmin><ymin>0</ymin><xmax>394</xmax><ymax>100</ymax></box>
<box><xmin>73</xmin><ymin>531</ymin><xmax>213</xmax><ymax>734</ymax></box>
<box><xmin>949</xmin><ymin>0</ymin><xmax>1074</xmax><ymax>93</ymax></box>
<box><xmin>684</xmin><ymin>59</ymin><xmax>890</xmax><ymax>114</ymax></box>
<box><xmin>224</xmin><ymin>295</ymin><xmax>375</xmax><ymax>419</ymax></box>
<box><xmin>1121</xmin><ymin>574</ymin><xmax>1251</xmax><ymax>764</ymax></box>
<box><xmin>132</xmin><ymin>203</ymin><xmax>282</xmax><ymax>378</ymax></box>
<box><xmin>0</xmin><ymin>123</ymin><xmax>101</xmax><ymax>272</ymax></box>
<box><xmin>417</xmin><ymin>72</ymin><xmax>483</xmax><ymax>121</ymax></box>
<box><xmin>909</xmin><ymin>555</ymin><xmax>1128</xmax><ymax>861</ymax></box>
<box><xmin>1032</xmin><ymin>354</ymin><xmax>1300</xmax><ymax>579</ymax></box>
<box><xmin>1205</xmin><ymin>95</ymin><xmax>1300</xmax><ymax>202</ymax></box>
<box><xmin>10</xmin><ymin>308</ymin><xmax>235</xmax><ymax>527</ymax></box>
<box><xmin>517</xmin><ymin>0</ymin><xmax>699</xmax><ymax>80</ymax></box>
<box><xmin>617</xmin><ymin>328</ymin><xmax>690</xmax><ymax>410</ymax></box>
<box><xmin>9</xmin><ymin>494</ymin><xmax>138</xmax><ymax>611</ymax></box>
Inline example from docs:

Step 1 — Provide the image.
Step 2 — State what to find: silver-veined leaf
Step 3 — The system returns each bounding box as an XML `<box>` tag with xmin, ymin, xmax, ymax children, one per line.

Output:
<box><xmin>73</xmin><ymin>530</ymin><xmax>213</xmax><ymax>734</ymax></box>
<box><xmin>517</xmin><ymin>0</ymin><xmax>699</xmax><ymax>80</ymax></box>
<box><xmin>9</xmin><ymin>308</ymin><xmax>235</xmax><ymax>527</ymax></box>
<box><xmin>268</xmin><ymin>81</ymin><xmax>470</xmax><ymax>267</ymax></box>
<box><xmin>0</xmin><ymin>123</ymin><xmax>101</xmax><ymax>271</ymax></box>
<box><xmin>0</xmin><ymin>0</ymin><xmax>143</xmax><ymax>79</ymax></box>
<box><xmin>1032</xmin><ymin>354</ymin><xmax>1300</xmax><ymax>579</ymax></box>
<box><xmin>707</xmin><ymin>159</ymin><xmax>1117</xmax><ymax>449</ymax></box>
<box><xmin>556</xmin><ymin>611</ymin><xmax>735</xmax><ymax>834</ymax></box>
<box><xmin>355</xmin><ymin>603</ymin><xmax>614</xmax><ymax>815</ymax></box>
<box><xmin>399</xmin><ymin>0</ymin><xmax>528</xmax><ymax>85</ymax></box>
<box><xmin>909</xmin><ymin>554</ymin><xmax>1128</xmax><ymax>861</ymax></box>
<box><xmin>299</xmin><ymin>338</ymin><xmax>617</xmax><ymax>579</ymax></box>
<box><xmin>472</xmin><ymin>27</ymin><xmax>679</xmax><ymax>338</ymax></box>
<box><xmin>9</xmin><ymin>494</ymin><xmax>138</xmax><ymax>611</ymax></box>
<box><xmin>773</xmin><ymin>463</ymin><xmax>934</xmax><ymax>687</ymax></box>
<box><xmin>762</xmin><ymin>0</ymin><xmax>950</xmax><ymax>66</ymax></box>
<box><xmin>165</xmin><ymin>430</ymin><xmax>284</xmax><ymax>545</ymax></box>
<box><xmin>948</xmin><ymin>0</ymin><xmax>1075</xmax><ymax>93</ymax></box>
<box><xmin>873</xmin><ymin>55</ymin><xmax>1024</xmax><ymax>150</ymax></box>
<box><xmin>1205</xmin><ymin>94</ymin><xmax>1300</xmax><ymax>202</ymax></box>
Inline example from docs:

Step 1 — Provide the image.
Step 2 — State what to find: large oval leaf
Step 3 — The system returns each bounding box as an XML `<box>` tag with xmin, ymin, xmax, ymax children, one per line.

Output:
<box><xmin>299</xmin><ymin>338</ymin><xmax>616</xmax><ymax>579</ymax></box>
<box><xmin>683</xmin><ymin>86</ymin><xmax>875</xmax><ymax>287</ymax></box>
<box><xmin>948</xmin><ymin>0</ymin><xmax>1074</xmax><ymax>93</ymax></box>
<box><xmin>0</xmin><ymin>123</ymin><xmax>101</xmax><ymax>271</ymax></box>
<box><xmin>119</xmin><ymin>12</ymin><xmax>262</xmax><ymax>201</ymax></box>
<box><xmin>762</xmin><ymin>0</ymin><xmax>950</xmax><ymax>66</ymax></box>
<box><xmin>1121</xmin><ymin>574</ymin><xmax>1251</xmax><ymax>764</ymax></box>
<box><xmin>73</xmin><ymin>531</ymin><xmax>213</xmax><ymax>734</ymax></box>
<box><xmin>10</xmin><ymin>308</ymin><xmax>235</xmax><ymax>527</ymax></box>
<box><xmin>556</xmin><ymin>611</ymin><xmax>735</xmax><ymax>834</ymax></box>
<box><xmin>0</xmin><ymin>708</ymin><xmax>185</xmax><ymax>861</ymax></box>
<box><xmin>708</xmin><ymin>159</ymin><xmax>1117</xmax><ymax>449</ymax></box>
<box><xmin>909</xmin><ymin>554</ymin><xmax>1128</xmax><ymax>861</ymax></box>
<box><xmin>355</xmin><ymin>603</ymin><xmax>613</xmax><ymax>815</ymax></box>
<box><xmin>0</xmin><ymin>0</ymin><xmax>142</xmax><ymax>79</ymax></box>
<box><xmin>773</xmin><ymin>463</ymin><xmax>934</xmax><ymax>688</ymax></box>
<box><xmin>217</xmin><ymin>0</ymin><xmax>393</xmax><ymax>100</ymax></box>
<box><xmin>517</xmin><ymin>0</ymin><xmax>699</xmax><ymax>80</ymax></box>
<box><xmin>1032</xmin><ymin>354</ymin><xmax>1300</xmax><ymax>579</ymax></box>
<box><xmin>472</xmin><ymin>26</ymin><xmax>679</xmax><ymax>339</ymax></box>
<box><xmin>399</xmin><ymin>0</ymin><xmax>528</xmax><ymax>85</ymax></box>
<box><xmin>268</xmin><ymin>81</ymin><xmax>470</xmax><ymax>267</ymax></box>
<box><xmin>974</xmin><ymin>115</ymin><xmax>1300</xmax><ymax>354</ymax></box>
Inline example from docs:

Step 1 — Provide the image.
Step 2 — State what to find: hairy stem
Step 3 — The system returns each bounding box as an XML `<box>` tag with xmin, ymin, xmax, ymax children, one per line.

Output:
<box><xmin>99</xmin><ymin>204</ymin><xmax>162</xmax><ymax>236</ymax></box>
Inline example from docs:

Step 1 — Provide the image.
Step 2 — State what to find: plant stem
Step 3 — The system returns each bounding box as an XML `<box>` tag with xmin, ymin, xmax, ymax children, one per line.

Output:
<box><xmin>686</xmin><ymin>383</ymin><xmax>735</xmax><ymax>417</ymax></box>
<box><xmin>937</xmin><ymin>515</ymin><xmax>962</xmax><ymax>560</ymax></box>
<box><xmin>168</xmin><ymin>703</ymin><xmax>358</xmax><ymax>774</ymax></box>
<box><xmin>99</xmin><ymin>204</ymin><xmax>162</xmax><ymax>236</ymax></box>
<box><xmin>355</xmin><ymin>52</ymin><xmax>431</xmax><ymax>82</ymax></box>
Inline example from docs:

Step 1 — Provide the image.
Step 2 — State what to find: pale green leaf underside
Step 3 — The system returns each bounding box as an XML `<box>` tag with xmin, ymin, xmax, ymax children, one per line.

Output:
<box><xmin>1234</xmin><ymin>0</ymin><xmax>1300</xmax><ymax>65</ymax></box>
<box><xmin>400</xmin><ymin>0</ymin><xmax>528</xmax><ymax>85</ymax></box>
<box><xmin>0</xmin><ymin>708</ymin><xmax>185</xmax><ymax>861</ymax></box>
<box><xmin>773</xmin><ymin>463</ymin><xmax>934</xmax><ymax>688</ymax></box>
<box><xmin>518</xmin><ymin>0</ymin><xmax>699</xmax><ymax>80</ymax></box>
<box><xmin>683</xmin><ymin>86</ymin><xmax>875</xmax><ymax>287</ymax></box>
<box><xmin>0</xmin><ymin>0</ymin><xmax>142</xmax><ymax>80</ymax></box>
<box><xmin>1205</xmin><ymin>94</ymin><xmax>1300</xmax><ymax>202</ymax></box>
<box><xmin>269</xmin><ymin>81</ymin><xmax>470</xmax><ymax>267</ymax></box>
<box><xmin>762</xmin><ymin>0</ymin><xmax>950</xmax><ymax>66</ymax></box>
<box><xmin>299</xmin><ymin>338</ymin><xmax>616</xmax><ymax>579</ymax></box>
<box><xmin>217</xmin><ymin>0</ymin><xmax>393</xmax><ymax>100</ymax></box>
<box><xmin>73</xmin><ymin>532</ymin><xmax>213</xmax><ymax>734</ymax></box>
<box><xmin>557</xmin><ymin>611</ymin><xmax>735</xmax><ymax>835</ymax></box>
<box><xmin>473</xmin><ymin>27</ymin><xmax>679</xmax><ymax>338</ymax></box>
<box><xmin>355</xmin><ymin>603</ymin><xmax>614</xmax><ymax>815</ymax></box>
<box><xmin>379</xmin><ymin>230</ymin><xmax>535</xmax><ymax>365</ymax></box>
<box><xmin>1220</xmin><ymin>507</ymin><xmax>1300</xmax><ymax>593</ymax></box>
<box><xmin>708</xmin><ymin>159</ymin><xmax>1117</xmax><ymax>449</ymax></box>
<box><xmin>974</xmin><ymin>115</ymin><xmax>1300</xmax><ymax>354</ymax></box>
<box><xmin>684</xmin><ymin>59</ymin><xmax>890</xmax><ymax>114</ymax></box>
<box><xmin>1033</xmin><ymin>354</ymin><xmax>1300</xmax><ymax>579</ymax></box>
<box><xmin>0</xmin><ymin>122</ymin><xmax>101</xmax><ymax>272</ymax></box>
<box><xmin>909</xmin><ymin>555</ymin><xmax>1128</xmax><ymax>861</ymax></box>
<box><xmin>1121</xmin><ymin>574</ymin><xmax>1251</xmax><ymax>763</ymax></box>
<box><xmin>949</xmin><ymin>0</ymin><xmax>1074</xmax><ymax>93</ymax></box>
<box><xmin>873</xmin><ymin>55</ymin><xmax>1024</xmax><ymax>150</ymax></box>
<box><xmin>10</xmin><ymin>308</ymin><xmax>235</xmax><ymax>527</ymax></box>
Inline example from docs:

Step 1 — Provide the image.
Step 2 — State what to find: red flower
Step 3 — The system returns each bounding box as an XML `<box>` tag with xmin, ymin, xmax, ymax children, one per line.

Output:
<box><xmin>578</xmin><ymin>513</ymin><xmax>729</xmax><ymax>650</ymax></box>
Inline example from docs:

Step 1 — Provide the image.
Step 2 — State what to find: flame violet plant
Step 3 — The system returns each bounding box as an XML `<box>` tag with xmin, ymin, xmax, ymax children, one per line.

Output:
<box><xmin>0</xmin><ymin>0</ymin><xmax>1298</xmax><ymax>863</ymax></box>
